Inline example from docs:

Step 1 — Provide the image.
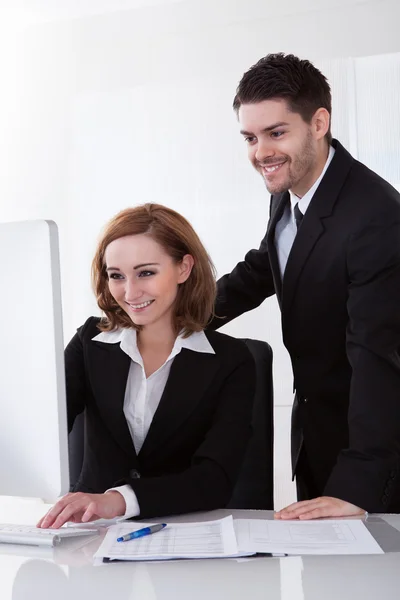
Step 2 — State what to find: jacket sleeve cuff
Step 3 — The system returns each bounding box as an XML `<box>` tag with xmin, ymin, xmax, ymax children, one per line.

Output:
<box><xmin>323</xmin><ymin>452</ymin><xmax>400</xmax><ymax>513</ymax></box>
<box><xmin>106</xmin><ymin>485</ymin><xmax>141</xmax><ymax>518</ymax></box>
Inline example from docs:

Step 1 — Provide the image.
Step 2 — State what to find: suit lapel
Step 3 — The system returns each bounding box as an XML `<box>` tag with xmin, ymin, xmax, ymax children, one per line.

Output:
<box><xmin>282</xmin><ymin>140</ymin><xmax>354</xmax><ymax>315</ymax></box>
<box><xmin>88</xmin><ymin>341</ymin><xmax>138</xmax><ymax>463</ymax></box>
<box><xmin>266</xmin><ymin>191</ymin><xmax>289</xmax><ymax>307</ymax></box>
<box><xmin>139</xmin><ymin>348</ymin><xmax>220</xmax><ymax>459</ymax></box>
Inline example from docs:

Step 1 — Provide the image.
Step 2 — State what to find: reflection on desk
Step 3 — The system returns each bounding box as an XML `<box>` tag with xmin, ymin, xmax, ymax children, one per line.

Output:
<box><xmin>12</xmin><ymin>560</ymin><xmax>69</xmax><ymax>600</ymax></box>
<box><xmin>1</xmin><ymin>507</ymin><xmax>400</xmax><ymax>600</ymax></box>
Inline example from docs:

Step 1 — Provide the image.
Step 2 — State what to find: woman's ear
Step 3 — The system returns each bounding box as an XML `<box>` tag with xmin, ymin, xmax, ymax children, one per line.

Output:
<box><xmin>177</xmin><ymin>254</ymin><xmax>194</xmax><ymax>283</ymax></box>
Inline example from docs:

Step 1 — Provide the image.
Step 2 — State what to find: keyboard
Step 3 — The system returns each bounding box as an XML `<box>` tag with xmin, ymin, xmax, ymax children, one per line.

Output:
<box><xmin>0</xmin><ymin>523</ymin><xmax>99</xmax><ymax>547</ymax></box>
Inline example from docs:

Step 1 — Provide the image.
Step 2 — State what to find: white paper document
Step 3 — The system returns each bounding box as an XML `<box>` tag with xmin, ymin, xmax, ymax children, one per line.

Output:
<box><xmin>95</xmin><ymin>517</ymin><xmax>383</xmax><ymax>562</ymax></box>
<box><xmin>234</xmin><ymin>518</ymin><xmax>383</xmax><ymax>555</ymax></box>
<box><xmin>94</xmin><ymin>516</ymin><xmax>239</xmax><ymax>561</ymax></box>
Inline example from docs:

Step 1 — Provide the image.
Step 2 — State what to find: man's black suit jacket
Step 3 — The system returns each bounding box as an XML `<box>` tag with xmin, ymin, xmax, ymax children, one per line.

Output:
<box><xmin>66</xmin><ymin>317</ymin><xmax>255</xmax><ymax>519</ymax></box>
<box><xmin>211</xmin><ymin>139</ymin><xmax>400</xmax><ymax>513</ymax></box>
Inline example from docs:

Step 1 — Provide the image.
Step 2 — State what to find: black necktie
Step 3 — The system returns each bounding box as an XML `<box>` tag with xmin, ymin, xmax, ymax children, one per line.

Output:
<box><xmin>294</xmin><ymin>202</ymin><xmax>303</xmax><ymax>230</ymax></box>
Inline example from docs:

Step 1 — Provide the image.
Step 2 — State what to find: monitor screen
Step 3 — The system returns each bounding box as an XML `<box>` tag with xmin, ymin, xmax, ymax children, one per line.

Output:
<box><xmin>0</xmin><ymin>220</ymin><xmax>69</xmax><ymax>501</ymax></box>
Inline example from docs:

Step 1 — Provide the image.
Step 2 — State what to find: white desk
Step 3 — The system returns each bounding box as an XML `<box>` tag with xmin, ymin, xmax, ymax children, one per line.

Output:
<box><xmin>1</xmin><ymin>501</ymin><xmax>400</xmax><ymax>600</ymax></box>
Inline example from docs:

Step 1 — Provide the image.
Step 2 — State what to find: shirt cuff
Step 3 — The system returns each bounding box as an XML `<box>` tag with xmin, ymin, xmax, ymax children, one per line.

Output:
<box><xmin>106</xmin><ymin>484</ymin><xmax>141</xmax><ymax>519</ymax></box>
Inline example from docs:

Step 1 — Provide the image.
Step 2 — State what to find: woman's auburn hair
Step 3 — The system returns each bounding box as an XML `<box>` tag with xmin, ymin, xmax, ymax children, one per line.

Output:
<box><xmin>91</xmin><ymin>203</ymin><xmax>217</xmax><ymax>337</ymax></box>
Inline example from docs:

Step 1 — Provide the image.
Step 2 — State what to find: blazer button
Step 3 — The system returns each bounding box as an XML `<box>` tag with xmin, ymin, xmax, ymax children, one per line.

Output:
<box><xmin>130</xmin><ymin>469</ymin><xmax>141</xmax><ymax>479</ymax></box>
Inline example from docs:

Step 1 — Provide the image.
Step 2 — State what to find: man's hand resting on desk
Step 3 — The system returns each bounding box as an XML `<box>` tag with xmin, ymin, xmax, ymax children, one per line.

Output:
<box><xmin>274</xmin><ymin>497</ymin><xmax>366</xmax><ymax>520</ymax></box>
<box><xmin>36</xmin><ymin>491</ymin><xmax>126</xmax><ymax>529</ymax></box>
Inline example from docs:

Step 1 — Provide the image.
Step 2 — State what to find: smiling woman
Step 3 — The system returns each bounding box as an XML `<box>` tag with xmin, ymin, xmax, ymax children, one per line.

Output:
<box><xmin>104</xmin><ymin>233</ymin><xmax>194</xmax><ymax>361</ymax></box>
<box><xmin>92</xmin><ymin>204</ymin><xmax>215</xmax><ymax>338</ymax></box>
<box><xmin>38</xmin><ymin>203</ymin><xmax>256</xmax><ymax>529</ymax></box>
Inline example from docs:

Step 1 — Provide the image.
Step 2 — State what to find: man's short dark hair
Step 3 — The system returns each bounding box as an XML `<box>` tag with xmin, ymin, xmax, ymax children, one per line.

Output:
<box><xmin>233</xmin><ymin>53</ymin><xmax>332</xmax><ymax>144</ymax></box>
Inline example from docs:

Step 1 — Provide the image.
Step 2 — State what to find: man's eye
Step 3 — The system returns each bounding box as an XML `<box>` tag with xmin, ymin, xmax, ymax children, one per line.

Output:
<box><xmin>271</xmin><ymin>131</ymin><xmax>284</xmax><ymax>138</ymax></box>
<box><xmin>244</xmin><ymin>136</ymin><xmax>256</xmax><ymax>144</ymax></box>
<box><xmin>138</xmin><ymin>270</ymin><xmax>155</xmax><ymax>278</ymax></box>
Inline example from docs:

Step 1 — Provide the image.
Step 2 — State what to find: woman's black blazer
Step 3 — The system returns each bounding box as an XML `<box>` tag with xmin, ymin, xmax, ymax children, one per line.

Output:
<box><xmin>66</xmin><ymin>317</ymin><xmax>256</xmax><ymax>518</ymax></box>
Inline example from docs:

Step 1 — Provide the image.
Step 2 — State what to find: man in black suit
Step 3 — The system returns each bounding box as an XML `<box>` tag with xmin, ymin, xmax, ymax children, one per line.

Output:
<box><xmin>210</xmin><ymin>53</ymin><xmax>400</xmax><ymax>518</ymax></box>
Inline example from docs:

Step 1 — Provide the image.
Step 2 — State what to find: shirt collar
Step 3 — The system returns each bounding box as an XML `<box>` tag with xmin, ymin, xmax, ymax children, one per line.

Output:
<box><xmin>289</xmin><ymin>145</ymin><xmax>335</xmax><ymax>217</ymax></box>
<box><xmin>174</xmin><ymin>330</ymin><xmax>215</xmax><ymax>354</ymax></box>
<box><xmin>92</xmin><ymin>327</ymin><xmax>215</xmax><ymax>365</ymax></box>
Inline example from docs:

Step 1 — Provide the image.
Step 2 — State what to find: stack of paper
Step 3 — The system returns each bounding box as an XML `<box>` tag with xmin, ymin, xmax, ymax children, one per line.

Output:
<box><xmin>94</xmin><ymin>515</ymin><xmax>383</xmax><ymax>562</ymax></box>
<box><xmin>234</xmin><ymin>518</ymin><xmax>383</xmax><ymax>555</ymax></box>
<box><xmin>94</xmin><ymin>517</ymin><xmax>243</xmax><ymax>562</ymax></box>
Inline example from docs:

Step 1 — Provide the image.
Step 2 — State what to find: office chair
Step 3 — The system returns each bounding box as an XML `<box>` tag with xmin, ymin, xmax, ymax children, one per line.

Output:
<box><xmin>68</xmin><ymin>411</ymin><xmax>84</xmax><ymax>490</ymax></box>
<box><xmin>68</xmin><ymin>338</ymin><xmax>274</xmax><ymax>510</ymax></box>
<box><xmin>226</xmin><ymin>338</ymin><xmax>274</xmax><ymax>510</ymax></box>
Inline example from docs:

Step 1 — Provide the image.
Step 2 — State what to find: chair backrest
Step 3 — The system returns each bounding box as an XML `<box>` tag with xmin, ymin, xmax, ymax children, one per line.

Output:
<box><xmin>227</xmin><ymin>338</ymin><xmax>274</xmax><ymax>510</ymax></box>
<box><xmin>68</xmin><ymin>411</ymin><xmax>84</xmax><ymax>489</ymax></box>
<box><xmin>69</xmin><ymin>338</ymin><xmax>274</xmax><ymax>509</ymax></box>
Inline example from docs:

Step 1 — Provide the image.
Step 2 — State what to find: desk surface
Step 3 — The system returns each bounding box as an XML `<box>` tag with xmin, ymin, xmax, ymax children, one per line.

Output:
<box><xmin>1</xmin><ymin>501</ymin><xmax>400</xmax><ymax>600</ymax></box>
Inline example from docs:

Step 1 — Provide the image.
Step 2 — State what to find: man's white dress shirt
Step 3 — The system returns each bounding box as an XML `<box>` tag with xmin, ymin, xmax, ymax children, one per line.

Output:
<box><xmin>275</xmin><ymin>146</ymin><xmax>335</xmax><ymax>277</ymax></box>
<box><xmin>92</xmin><ymin>327</ymin><xmax>215</xmax><ymax>518</ymax></box>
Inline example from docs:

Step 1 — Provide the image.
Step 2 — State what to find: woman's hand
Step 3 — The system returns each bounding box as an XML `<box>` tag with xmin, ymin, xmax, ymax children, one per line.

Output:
<box><xmin>274</xmin><ymin>496</ymin><xmax>366</xmax><ymax>520</ymax></box>
<box><xmin>37</xmin><ymin>491</ymin><xmax>126</xmax><ymax>529</ymax></box>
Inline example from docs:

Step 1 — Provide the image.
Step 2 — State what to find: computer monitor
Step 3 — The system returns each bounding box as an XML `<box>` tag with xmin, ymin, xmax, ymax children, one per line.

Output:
<box><xmin>0</xmin><ymin>219</ymin><xmax>69</xmax><ymax>501</ymax></box>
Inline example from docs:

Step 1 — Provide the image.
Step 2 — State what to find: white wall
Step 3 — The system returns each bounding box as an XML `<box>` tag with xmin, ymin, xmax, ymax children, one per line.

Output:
<box><xmin>1</xmin><ymin>0</ymin><xmax>400</xmax><ymax>508</ymax></box>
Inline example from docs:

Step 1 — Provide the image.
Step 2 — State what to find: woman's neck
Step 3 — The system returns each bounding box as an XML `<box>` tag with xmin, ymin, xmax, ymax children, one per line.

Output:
<box><xmin>137</xmin><ymin>322</ymin><xmax>177</xmax><ymax>355</ymax></box>
<box><xmin>137</xmin><ymin>322</ymin><xmax>177</xmax><ymax>378</ymax></box>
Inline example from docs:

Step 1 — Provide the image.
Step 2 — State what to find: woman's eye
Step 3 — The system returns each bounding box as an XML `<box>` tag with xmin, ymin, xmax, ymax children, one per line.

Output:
<box><xmin>109</xmin><ymin>273</ymin><xmax>124</xmax><ymax>280</ymax></box>
<box><xmin>138</xmin><ymin>270</ymin><xmax>155</xmax><ymax>278</ymax></box>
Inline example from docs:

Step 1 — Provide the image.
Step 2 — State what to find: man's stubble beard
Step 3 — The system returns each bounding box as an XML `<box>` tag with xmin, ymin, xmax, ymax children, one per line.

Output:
<box><xmin>262</xmin><ymin>130</ymin><xmax>316</xmax><ymax>195</ymax></box>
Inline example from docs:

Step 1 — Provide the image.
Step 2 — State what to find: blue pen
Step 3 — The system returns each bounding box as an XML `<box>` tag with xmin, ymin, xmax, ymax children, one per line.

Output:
<box><xmin>117</xmin><ymin>523</ymin><xmax>167</xmax><ymax>542</ymax></box>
